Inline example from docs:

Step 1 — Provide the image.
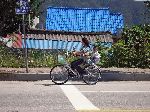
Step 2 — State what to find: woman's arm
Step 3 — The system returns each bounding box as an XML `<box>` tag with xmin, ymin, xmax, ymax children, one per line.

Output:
<box><xmin>72</xmin><ymin>51</ymin><xmax>90</xmax><ymax>57</ymax></box>
<box><xmin>72</xmin><ymin>51</ymin><xmax>82</xmax><ymax>56</ymax></box>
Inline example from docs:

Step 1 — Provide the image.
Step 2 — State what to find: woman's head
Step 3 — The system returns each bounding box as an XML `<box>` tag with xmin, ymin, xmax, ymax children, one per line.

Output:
<box><xmin>81</xmin><ymin>37</ymin><xmax>90</xmax><ymax>47</ymax></box>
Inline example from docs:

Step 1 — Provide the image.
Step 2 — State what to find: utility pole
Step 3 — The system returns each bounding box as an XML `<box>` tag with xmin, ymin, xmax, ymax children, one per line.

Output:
<box><xmin>28</xmin><ymin>0</ymin><xmax>31</xmax><ymax>28</ymax></box>
<box><xmin>16</xmin><ymin>0</ymin><xmax>30</xmax><ymax>73</ymax></box>
<box><xmin>23</xmin><ymin>14</ymin><xmax>29</xmax><ymax>73</ymax></box>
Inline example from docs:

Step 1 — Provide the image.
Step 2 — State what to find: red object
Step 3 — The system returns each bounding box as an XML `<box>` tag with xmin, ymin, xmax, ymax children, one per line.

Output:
<box><xmin>12</xmin><ymin>33</ymin><xmax>22</xmax><ymax>48</ymax></box>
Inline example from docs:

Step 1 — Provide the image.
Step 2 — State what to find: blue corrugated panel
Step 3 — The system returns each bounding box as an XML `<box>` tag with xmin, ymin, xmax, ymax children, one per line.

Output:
<box><xmin>66</xmin><ymin>41</ymin><xmax>72</xmax><ymax>51</ymax></box>
<box><xmin>22</xmin><ymin>40</ymin><xmax>25</xmax><ymax>48</ymax></box>
<box><xmin>69</xmin><ymin>41</ymin><xmax>75</xmax><ymax>51</ymax></box>
<box><xmin>22</xmin><ymin>38</ymin><xmax>112</xmax><ymax>51</ymax></box>
<box><xmin>29</xmin><ymin>39</ymin><xmax>34</xmax><ymax>48</ymax></box>
<box><xmin>48</xmin><ymin>40</ymin><xmax>52</xmax><ymax>49</ymax></box>
<box><xmin>64</xmin><ymin>41</ymin><xmax>69</xmax><ymax>50</ymax></box>
<box><xmin>60</xmin><ymin>40</ymin><xmax>66</xmax><ymax>49</ymax></box>
<box><xmin>26</xmin><ymin>39</ymin><xmax>31</xmax><ymax>48</ymax></box>
<box><xmin>57</xmin><ymin>40</ymin><xmax>63</xmax><ymax>49</ymax></box>
<box><xmin>70</xmin><ymin>41</ymin><xmax>80</xmax><ymax>51</ymax></box>
<box><xmin>52</xmin><ymin>40</ymin><xmax>58</xmax><ymax>49</ymax></box>
<box><xmin>76</xmin><ymin>42</ymin><xmax>82</xmax><ymax>51</ymax></box>
<box><xmin>46</xmin><ymin>7</ymin><xmax>117</xmax><ymax>33</ymax></box>
<box><xmin>43</xmin><ymin>39</ymin><xmax>48</xmax><ymax>49</ymax></box>
<box><xmin>35</xmin><ymin>40</ymin><xmax>39</xmax><ymax>49</ymax></box>
<box><xmin>46</xmin><ymin>7</ymin><xmax>124</xmax><ymax>34</ymax></box>
<box><xmin>38</xmin><ymin>40</ymin><xmax>44</xmax><ymax>49</ymax></box>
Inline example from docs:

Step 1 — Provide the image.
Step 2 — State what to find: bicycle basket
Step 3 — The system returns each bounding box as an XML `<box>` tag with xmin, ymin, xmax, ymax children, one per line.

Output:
<box><xmin>58</xmin><ymin>54</ymin><xmax>66</xmax><ymax>64</ymax></box>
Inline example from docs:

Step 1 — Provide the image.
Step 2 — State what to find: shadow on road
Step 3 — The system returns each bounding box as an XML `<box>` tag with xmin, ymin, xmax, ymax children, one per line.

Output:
<box><xmin>35</xmin><ymin>82</ymin><xmax>87</xmax><ymax>86</ymax></box>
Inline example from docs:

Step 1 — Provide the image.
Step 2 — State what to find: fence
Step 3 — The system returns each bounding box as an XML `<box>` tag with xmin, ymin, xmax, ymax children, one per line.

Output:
<box><xmin>0</xmin><ymin>30</ymin><xmax>113</xmax><ymax>72</ymax></box>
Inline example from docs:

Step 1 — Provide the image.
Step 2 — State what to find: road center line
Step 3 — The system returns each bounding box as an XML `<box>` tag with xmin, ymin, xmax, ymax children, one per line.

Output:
<box><xmin>59</xmin><ymin>82</ymin><xmax>99</xmax><ymax>111</ymax></box>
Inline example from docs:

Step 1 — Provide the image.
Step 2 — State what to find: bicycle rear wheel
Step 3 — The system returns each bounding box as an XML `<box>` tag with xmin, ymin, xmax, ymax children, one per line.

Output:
<box><xmin>82</xmin><ymin>64</ymin><xmax>101</xmax><ymax>85</ymax></box>
<box><xmin>50</xmin><ymin>65</ymin><xmax>69</xmax><ymax>84</ymax></box>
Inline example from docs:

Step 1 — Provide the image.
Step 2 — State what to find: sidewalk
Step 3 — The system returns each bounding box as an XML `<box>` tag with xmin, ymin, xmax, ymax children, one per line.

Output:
<box><xmin>0</xmin><ymin>67</ymin><xmax>150</xmax><ymax>81</ymax></box>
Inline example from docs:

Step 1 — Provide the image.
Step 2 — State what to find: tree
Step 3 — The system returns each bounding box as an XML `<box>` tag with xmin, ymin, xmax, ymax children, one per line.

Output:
<box><xmin>108</xmin><ymin>25</ymin><xmax>150</xmax><ymax>68</ymax></box>
<box><xmin>29</xmin><ymin>0</ymin><xmax>45</xmax><ymax>20</ymax></box>
<box><xmin>0</xmin><ymin>0</ymin><xmax>45</xmax><ymax>37</ymax></box>
<box><xmin>144</xmin><ymin>1</ymin><xmax>150</xmax><ymax>8</ymax></box>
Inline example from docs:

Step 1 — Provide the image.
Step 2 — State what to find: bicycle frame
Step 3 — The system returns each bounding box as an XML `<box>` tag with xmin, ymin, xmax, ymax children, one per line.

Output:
<box><xmin>58</xmin><ymin>50</ymin><xmax>101</xmax><ymax>78</ymax></box>
<box><xmin>51</xmin><ymin>52</ymin><xmax>102</xmax><ymax>85</ymax></box>
<box><xmin>64</xmin><ymin>63</ymin><xmax>80</xmax><ymax>77</ymax></box>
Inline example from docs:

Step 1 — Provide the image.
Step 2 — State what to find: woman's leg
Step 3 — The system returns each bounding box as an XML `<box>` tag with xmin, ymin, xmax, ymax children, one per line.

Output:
<box><xmin>71</xmin><ymin>58</ymin><xmax>85</xmax><ymax>74</ymax></box>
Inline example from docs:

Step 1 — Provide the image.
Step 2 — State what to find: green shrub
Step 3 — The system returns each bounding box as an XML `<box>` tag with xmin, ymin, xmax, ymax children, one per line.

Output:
<box><xmin>97</xmin><ymin>24</ymin><xmax>150</xmax><ymax>68</ymax></box>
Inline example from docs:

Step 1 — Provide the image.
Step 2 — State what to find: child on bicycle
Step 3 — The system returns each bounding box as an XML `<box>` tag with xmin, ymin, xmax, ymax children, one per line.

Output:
<box><xmin>90</xmin><ymin>45</ymin><xmax>101</xmax><ymax>64</ymax></box>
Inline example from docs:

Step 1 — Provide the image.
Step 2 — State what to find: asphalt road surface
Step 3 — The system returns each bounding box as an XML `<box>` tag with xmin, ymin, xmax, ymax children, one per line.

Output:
<box><xmin>0</xmin><ymin>81</ymin><xmax>150</xmax><ymax>112</ymax></box>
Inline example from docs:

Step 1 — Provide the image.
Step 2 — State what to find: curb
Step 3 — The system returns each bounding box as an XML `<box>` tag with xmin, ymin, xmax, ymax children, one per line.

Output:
<box><xmin>0</xmin><ymin>73</ymin><xmax>50</xmax><ymax>81</ymax></box>
<box><xmin>101</xmin><ymin>72</ymin><xmax>150</xmax><ymax>81</ymax></box>
<box><xmin>0</xmin><ymin>71</ymin><xmax>150</xmax><ymax>81</ymax></box>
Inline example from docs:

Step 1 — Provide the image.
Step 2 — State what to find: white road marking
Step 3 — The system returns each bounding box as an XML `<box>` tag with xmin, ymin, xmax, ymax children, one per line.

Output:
<box><xmin>59</xmin><ymin>82</ymin><xmax>99</xmax><ymax>111</ymax></box>
<box><xmin>81</xmin><ymin>91</ymin><xmax>98</xmax><ymax>93</ymax></box>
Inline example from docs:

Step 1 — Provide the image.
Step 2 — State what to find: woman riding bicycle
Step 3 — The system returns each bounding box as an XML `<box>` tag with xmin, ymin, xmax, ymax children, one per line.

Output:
<box><xmin>71</xmin><ymin>37</ymin><xmax>92</xmax><ymax>75</ymax></box>
<box><xmin>50</xmin><ymin>37</ymin><xmax>102</xmax><ymax>85</ymax></box>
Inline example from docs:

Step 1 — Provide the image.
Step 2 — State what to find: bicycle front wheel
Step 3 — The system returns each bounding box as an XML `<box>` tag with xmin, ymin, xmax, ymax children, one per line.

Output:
<box><xmin>50</xmin><ymin>65</ymin><xmax>69</xmax><ymax>84</ymax></box>
<box><xmin>82</xmin><ymin>65</ymin><xmax>101</xmax><ymax>85</ymax></box>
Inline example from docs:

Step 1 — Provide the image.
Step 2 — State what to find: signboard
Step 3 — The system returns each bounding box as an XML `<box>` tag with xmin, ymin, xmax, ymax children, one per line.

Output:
<box><xmin>15</xmin><ymin>0</ymin><xmax>30</xmax><ymax>14</ymax></box>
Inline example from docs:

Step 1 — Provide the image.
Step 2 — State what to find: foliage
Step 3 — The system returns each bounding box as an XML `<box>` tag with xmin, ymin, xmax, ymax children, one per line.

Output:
<box><xmin>98</xmin><ymin>25</ymin><xmax>150</xmax><ymax>68</ymax></box>
<box><xmin>0</xmin><ymin>0</ymin><xmax>20</xmax><ymax>36</ymax></box>
<box><xmin>0</xmin><ymin>24</ymin><xmax>150</xmax><ymax>68</ymax></box>
<box><xmin>0</xmin><ymin>46</ymin><xmax>24</xmax><ymax>68</ymax></box>
<box><xmin>0</xmin><ymin>45</ymin><xmax>56</xmax><ymax>68</ymax></box>
<box><xmin>0</xmin><ymin>43</ymin><xmax>78</xmax><ymax>68</ymax></box>
<box><xmin>0</xmin><ymin>0</ymin><xmax>45</xmax><ymax>36</ymax></box>
<box><xmin>144</xmin><ymin>1</ymin><xmax>150</xmax><ymax>9</ymax></box>
<box><xmin>27</xmin><ymin>49</ymin><xmax>55</xmax><ymax>67</ymax></box>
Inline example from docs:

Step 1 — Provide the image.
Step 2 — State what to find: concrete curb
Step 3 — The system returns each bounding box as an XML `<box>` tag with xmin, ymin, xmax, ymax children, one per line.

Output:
<box><xmin>101</xmin><ymin>72</ymin><xmax>150</xmax><ymax>81</ymax></box>
<box><xmin>0</xmin><ymin>71</ymin><xmax>150</xmax><ymax>81</ymax></box>
<box><xmin>0</xmin><ymin>73</ymin><xmax>50</xmax><ymax>81</ymax></box>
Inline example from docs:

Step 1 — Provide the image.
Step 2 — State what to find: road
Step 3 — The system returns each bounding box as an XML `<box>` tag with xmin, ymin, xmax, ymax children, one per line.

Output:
<box><xmin>0</xmin><ymin>81</ymin><xmax>150</xmax><ymax>112</ymax></box>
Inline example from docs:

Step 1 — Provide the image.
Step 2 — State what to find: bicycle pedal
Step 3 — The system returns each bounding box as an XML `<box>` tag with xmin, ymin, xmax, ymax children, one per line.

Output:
<box><xmin>69</xmin><ymin>74</ymin><xmax>76</xmax><ymax>78</ymax></box>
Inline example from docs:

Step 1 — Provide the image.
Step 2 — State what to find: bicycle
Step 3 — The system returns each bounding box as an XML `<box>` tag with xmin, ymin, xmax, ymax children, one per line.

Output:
<box><xmin>50</xmin><ymin>51</ymin><xmax>102</xmax><ymax>85</ymax></box>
